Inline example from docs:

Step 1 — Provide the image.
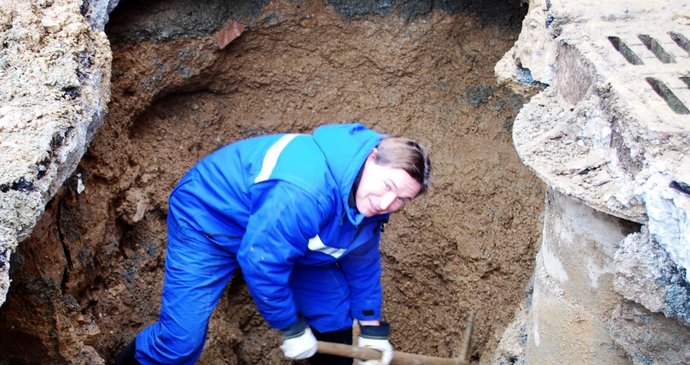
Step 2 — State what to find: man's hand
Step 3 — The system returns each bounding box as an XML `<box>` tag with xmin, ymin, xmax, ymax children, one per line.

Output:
<box><xmin>279</xmin><ymin>319</ymin><xmax>318</xmax><ymax>360</ymax></box>
<box><xmin>358</xmin><ymin>322</ymin><xmax>393</xmax><ymax>365</ymax></box>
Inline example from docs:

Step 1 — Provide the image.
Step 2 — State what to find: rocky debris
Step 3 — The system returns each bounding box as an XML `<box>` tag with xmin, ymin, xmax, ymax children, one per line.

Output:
<box><xmin>0</xmin><ymin>0</ymin><xmax>111</xmax><ymax>305</ymax></box>
<box><xmin>614</xmin><ymin>228</ymin><xmax>690</xmax><ymax>327</ymax></box>
<box><xmin>213</xmin><ymin>20</ymin><xmax>246</xmax><ymax>50</ymax></box>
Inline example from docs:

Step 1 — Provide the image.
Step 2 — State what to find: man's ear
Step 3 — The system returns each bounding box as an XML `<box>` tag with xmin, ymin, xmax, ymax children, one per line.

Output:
<box><xmin>368</xmin><ymin>148</ymin><xmax>378</xmax><ymax>161</ymax></box>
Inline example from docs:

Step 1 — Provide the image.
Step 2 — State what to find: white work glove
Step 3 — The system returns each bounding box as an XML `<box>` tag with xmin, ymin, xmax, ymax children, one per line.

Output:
<box><xmin>279</xmin><ymin>319</ymin><xmax>318</xmax><ymax>360</ymax></box>
<box><xmin>358</xmin><ymin>322</ymin><xmax>394</xmax><ymax>365</ymax></box>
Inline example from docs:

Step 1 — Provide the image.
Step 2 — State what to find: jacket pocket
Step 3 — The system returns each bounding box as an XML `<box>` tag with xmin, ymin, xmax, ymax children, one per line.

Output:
<box><xmin>204</xmin><ymin>233</ymin><xmax>242</xmax><ymax>251</ymax></box>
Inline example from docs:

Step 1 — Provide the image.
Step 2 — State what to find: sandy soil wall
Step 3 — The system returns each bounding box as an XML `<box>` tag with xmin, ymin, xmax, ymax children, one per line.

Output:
<box><xmin>0</xmin><ymin>1</ymin><xmax>546</xmax><ymax>364</ymax></box>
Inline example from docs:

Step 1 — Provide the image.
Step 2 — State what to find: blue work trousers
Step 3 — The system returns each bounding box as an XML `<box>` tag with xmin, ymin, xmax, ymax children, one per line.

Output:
<box><xmin>133</xmin><ymin>215</ymin><xmax>353</xmax><ymax>364</ymax></box>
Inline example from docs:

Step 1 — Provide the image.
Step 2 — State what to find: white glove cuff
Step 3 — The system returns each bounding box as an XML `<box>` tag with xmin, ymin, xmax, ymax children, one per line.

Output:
<box><xmin>280</xmin><ymin>327</ymin><xmax>318</xmax><ymax>360</ymax></box>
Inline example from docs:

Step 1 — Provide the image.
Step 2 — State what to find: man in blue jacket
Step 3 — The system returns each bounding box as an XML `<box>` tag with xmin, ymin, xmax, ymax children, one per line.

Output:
<box><xmin>115</xmin><ymin>123</ymin><xmax>431</xmax><ymax>365</ymax></box>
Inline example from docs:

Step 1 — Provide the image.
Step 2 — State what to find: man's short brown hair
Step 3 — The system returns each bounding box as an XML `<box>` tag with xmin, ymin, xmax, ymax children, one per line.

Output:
<box><xmin>375</xmin><ymin>136</ymin><xmax>431</xmax><ymax>195</ymax></box>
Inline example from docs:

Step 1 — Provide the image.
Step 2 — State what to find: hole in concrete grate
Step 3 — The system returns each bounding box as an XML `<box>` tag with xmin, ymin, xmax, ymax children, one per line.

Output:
<box><xmin>608</xmin><ymin>36</ymin><xmax>643</xmax><ymax>65</ymax></box>
<box><xmin>646</xmin><ymin>77</ymin><xmax>690</xmax><ymax>114</ymax></box>
<box><xmin>638</xmin><ymin>34</ymin><xmax>676</xmax><ymax>64</ymax></box>
<box><xmin>680</xmin><ymin>76</ymin><xmax>690</xmax><ymax>88</ymax></box>
<box><xmin>669</xmin><ymin>32</ymin><xmax>690</xmax><ymax>56</ymax></box>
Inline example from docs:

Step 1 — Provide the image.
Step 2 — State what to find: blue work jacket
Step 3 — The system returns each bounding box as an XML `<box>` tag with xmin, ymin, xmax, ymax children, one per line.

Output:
<box><xmin>168</xmin><ymin>123</ymin><xmax>388</xmax><ymax>330</ymax></box>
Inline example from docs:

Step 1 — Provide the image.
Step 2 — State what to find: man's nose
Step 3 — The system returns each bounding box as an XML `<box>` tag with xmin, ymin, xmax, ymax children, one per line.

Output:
<box><xmin>380</xmin><ymin>191</ymin><xmax>397</xmax><ymax>210</ymax></box>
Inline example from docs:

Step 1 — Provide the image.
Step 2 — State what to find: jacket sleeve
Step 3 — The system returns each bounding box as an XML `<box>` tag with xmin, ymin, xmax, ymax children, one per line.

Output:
<box><xmin>338</xmin><ymin>230</ymin><xmax>383</xmax><ymax>321</ymax></box>
<box><xmin>237</xmin><ymin>180</ymin><xmax>325</xmax><ymax>330</ymax></box>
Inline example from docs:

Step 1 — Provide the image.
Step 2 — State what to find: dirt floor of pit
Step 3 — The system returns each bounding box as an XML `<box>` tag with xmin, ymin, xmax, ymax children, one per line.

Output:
<box><xmin>0</xmin><ymin>2</ymin><xmax>544</xmax><ymax>364</ymax></box>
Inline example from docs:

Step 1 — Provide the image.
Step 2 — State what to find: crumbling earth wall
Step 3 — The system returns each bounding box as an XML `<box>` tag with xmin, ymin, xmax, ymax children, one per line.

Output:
<box><xmin>0</xmin><ymin>0</ymin><xmax>112</xmax><ymax>305</ymax></box>
<box><xmin>0</xmin><ymin>1</ymin><xmax>116</xmax><ymax>362</ymax></box>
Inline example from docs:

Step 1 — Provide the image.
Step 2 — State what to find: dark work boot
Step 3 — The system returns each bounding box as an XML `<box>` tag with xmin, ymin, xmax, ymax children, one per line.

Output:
<box><xmin>114</xmin><ymin>340</ymin><xmax>141</xmax><ymax>365</ymax></box>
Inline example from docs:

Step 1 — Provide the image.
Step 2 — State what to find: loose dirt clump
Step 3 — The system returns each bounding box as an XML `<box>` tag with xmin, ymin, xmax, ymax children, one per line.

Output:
<box><xmin>0</xmin><ymin>1</ymin><xmax>544</xmax><ymax>364</ymax></box>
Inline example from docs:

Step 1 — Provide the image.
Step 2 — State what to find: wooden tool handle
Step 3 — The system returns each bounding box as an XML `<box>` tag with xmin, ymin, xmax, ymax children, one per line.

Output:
<box><xmin>317</xmin><ymin>341</ymin><xmax>382</xmax><ymax>361</ymax></box>
<box><xmin>317</xmin><ymin>341</ymin><xmax>463</xmax><ymax>365</ymax></box>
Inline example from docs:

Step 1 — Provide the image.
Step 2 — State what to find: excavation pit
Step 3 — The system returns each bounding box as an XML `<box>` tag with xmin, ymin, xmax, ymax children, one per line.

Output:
<box><xmin>0</xmin><ymin>1</ymin><xmax>546</xmax><ymax>364</ymax></box>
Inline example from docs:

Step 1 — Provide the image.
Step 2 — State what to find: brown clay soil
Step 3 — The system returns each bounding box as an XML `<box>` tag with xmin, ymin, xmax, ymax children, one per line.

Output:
<box><xmin>0</xmin><ymin>1</ymin><xmax>545</xmax><ymax>364</ymax></box>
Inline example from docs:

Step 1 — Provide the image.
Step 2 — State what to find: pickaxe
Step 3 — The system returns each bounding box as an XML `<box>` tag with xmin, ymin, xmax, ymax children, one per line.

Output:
<box><xmin>317</xmin><ymin>312</ymin><xmax>475</xmax><ymax>365</ymax></box>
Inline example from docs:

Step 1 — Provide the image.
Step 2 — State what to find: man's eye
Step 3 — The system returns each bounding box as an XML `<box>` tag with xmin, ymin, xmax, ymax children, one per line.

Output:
<box><xmin>384</xmin><ymin>182</ymin><xmax>391</xmax><ymax>190</ymax></box>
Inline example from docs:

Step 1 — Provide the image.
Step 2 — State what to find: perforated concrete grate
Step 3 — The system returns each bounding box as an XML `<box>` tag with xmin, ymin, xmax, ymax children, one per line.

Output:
<box><xmin>588</xmin><ymin>23</ymin><xmax>690</xmax><ymax>123</ymax></box>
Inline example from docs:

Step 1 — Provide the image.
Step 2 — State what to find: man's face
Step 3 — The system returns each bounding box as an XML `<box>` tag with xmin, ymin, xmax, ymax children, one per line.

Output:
<box><xmin>355</xmin><ymin>149</ymin><xmax>422</xmax><ymax>217</ymax></box>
